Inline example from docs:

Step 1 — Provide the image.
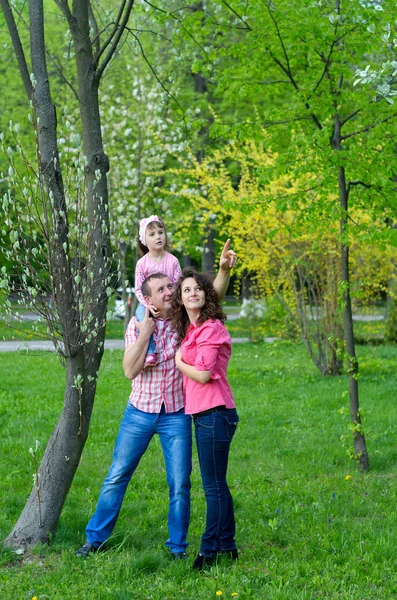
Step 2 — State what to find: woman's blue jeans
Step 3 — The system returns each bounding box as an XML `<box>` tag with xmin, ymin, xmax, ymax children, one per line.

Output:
<box><xmin>86</xmin><ymin>402</ymin><xmax>192</xmax><ymax>553</ymax></box>
<box><xmin>194</xmin><ymin>408</ymin><xmax>239</xmax><ymax>557</ymax></box>
<box><xmin>136</xmin><ymin>303</ymin><xmax>156</xmax><ymax>355</ymax></box>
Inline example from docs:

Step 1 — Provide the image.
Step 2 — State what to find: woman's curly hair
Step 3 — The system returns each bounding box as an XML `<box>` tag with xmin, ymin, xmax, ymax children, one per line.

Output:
<box><xmin>171</xmin><ymin>268</ymin><xmax>227</xmax><ymax>345</ymax></box>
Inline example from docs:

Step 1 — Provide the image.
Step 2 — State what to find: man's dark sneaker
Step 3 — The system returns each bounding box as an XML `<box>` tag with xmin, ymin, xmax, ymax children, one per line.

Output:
<box><xmin>75</xmin><ymin>541</ymin><xmax>98</xmax><ymax>558</ymax></box>
<box><xmin>192</xmin><ymin>552</ymin><xmax>216</xmax><ymax>570</ymax></box>
<box><xmin>171</xmin><ymin>551</ymin><xmax>188</xmax><ymax>560</ymax></box>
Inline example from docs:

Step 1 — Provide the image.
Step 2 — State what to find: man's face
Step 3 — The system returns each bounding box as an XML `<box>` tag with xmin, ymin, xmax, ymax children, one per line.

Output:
<box><xmin>144</xmin><ymin>277</ymin><xmax>174</xmax><ymax>314</ymax></box>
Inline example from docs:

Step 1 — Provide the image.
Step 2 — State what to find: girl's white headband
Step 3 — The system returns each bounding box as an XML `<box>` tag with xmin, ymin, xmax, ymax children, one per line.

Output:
<box><xmin>139</xmin><ymin>215</ymin><xmax>161</xmax><ymax>245</ymax></box>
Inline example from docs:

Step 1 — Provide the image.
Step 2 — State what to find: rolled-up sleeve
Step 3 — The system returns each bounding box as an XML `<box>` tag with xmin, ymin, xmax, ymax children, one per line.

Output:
<box><xmin>125</xmin><ymin>317</ymin><xmax>138</xmax><ymax>347</ymax></box>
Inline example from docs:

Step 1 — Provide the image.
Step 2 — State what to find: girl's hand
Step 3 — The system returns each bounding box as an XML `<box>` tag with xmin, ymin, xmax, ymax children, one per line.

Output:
<box><xmin>148</xmin><ymin>304</ymin><xmax>160</xmax><ymax>318</ymax></box>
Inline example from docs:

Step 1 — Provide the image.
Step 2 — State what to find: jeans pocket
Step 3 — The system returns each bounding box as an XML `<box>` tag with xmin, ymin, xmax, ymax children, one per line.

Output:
<box><xmin>195</xmin><ymin>415</ymin><xmax>215</xmax><ymax>429</ymax></box>
<box><xmin>225</xmin><ymin>415</ymin><xmax>239</xmax><ymax>441</ymax></box>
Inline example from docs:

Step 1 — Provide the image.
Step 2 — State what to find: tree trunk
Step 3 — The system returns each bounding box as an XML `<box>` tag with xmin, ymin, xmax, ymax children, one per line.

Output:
<box><xmin>2</xmin><ymin>0</ymin><xmax>123</xmax><ymax>549</ymax></box>
<box><xmin>202</xmin><ymin>219</ymin><xmax>216</xmax><ymax>276</ymax></box>
<box><xmin>338</xmin><ymin>164</ymin><xmax>369</xmax><ymax>472</ymax></box>
<box><xmin>5</xmin><ymin>351</ymin><xmax>100</xmax><ymax>548</ymax></box>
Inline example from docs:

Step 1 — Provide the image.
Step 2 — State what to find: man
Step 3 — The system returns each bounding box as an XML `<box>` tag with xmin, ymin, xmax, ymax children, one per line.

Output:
<box><xmin>75</xmin><ymin>240</ymin><xmax>236</xmax><ymax>559</ymax></box>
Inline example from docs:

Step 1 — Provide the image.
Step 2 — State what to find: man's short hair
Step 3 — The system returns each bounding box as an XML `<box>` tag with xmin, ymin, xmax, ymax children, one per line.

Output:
<box><xmin>141</xmin><ymin>273</ymin><xmax>169</xmax><ymax>297</ymax></box>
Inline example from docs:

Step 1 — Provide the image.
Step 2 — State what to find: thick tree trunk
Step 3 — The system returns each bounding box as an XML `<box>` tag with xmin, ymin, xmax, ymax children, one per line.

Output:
<box><xmin>5</xmin><ymin>351</ymin><xmax>99</xmax><ymax>548</ymax></box>
<box><xmin>2</xmin><ymin>0</ymin><xmax>126</xmax><ymax>549</ymax></box>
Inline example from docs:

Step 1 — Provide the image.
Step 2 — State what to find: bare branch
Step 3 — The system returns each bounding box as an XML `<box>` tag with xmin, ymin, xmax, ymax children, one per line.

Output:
<box><xmin>132</xmin><ymin>28</ymin><xmax>177</xmax><ymax>48</ymax></box>
<box><xmin>91</xmin><ymin>21</ymin><xmax>115</xmax><ymax>48</ymax></box>
<box><xmin>346</xmin><ymin>181</ymin><xmax>372</xmax><ymax>194</ymax></box>
<box><xmin>220</xmin><ymin>0</ymin><xmax>252</xmax><ymax>30</ymax></box>
<box><xmin>308</xmin><ymin>39</ymin><xmax>337</xmax><ymax>100</ymax></box>
<box><xmin>256</xmin><ymin>79</ymin><xmax>291</xmax><ymax>85</ymax></box>
<box><xmin>45</xmin><ymin>49</ymin><xmax>79</xmax><ymax>101</ymax></box>
<box><xmin>0</xmin><ymin>0</ymin><xmax>33</xmax><ymax>98</ymax></box>
<box><xmin>53</xmin><ymin>0</ymin><xmax>73</xmax><ymax>23</ymax></box>
<box><xmin>96</xmin><ymin>0</ymin><xmax>135</xmax><ymax>82</ymax></box>
<box><xmin>88</xmin><ymin>1</ymin><xmax>100</xmax><ymax>58</ymax></box>
<box><xmin>126</xmin><ymin>29</ymin><xmax>188</xmax><ymax>133</ymax></box>
<box><xmin>95</xmin><ymin>0</ymin><xmax>127</xmax><ymax>65</ymax></box>
<box><xmin>266</xmin><ymin>2</ymin><xmax>292</xmax><ymax>79</ymax></box>
<box><xmin>141</xmin><ymin>1</ymin><xmax>210</xmax><ymax>56</ymax></box>
<box><xmin>142</xmin><ymin>0</ymin><xmax>168</xmax><ymax>15</ymax></box>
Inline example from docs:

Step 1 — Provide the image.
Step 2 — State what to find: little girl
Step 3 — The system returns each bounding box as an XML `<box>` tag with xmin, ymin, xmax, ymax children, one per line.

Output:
<box><xmin>135</xmin><ymin>215</ymin><xmax>182</xmax><ymax>367</ymax></box>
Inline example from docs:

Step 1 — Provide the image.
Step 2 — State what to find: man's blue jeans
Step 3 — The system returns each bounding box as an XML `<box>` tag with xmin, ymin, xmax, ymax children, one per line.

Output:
<box><xmin>86</xmin><ymin>402</ymin><xmax>192</xmax><ymax>553</ymax></box>
<box><xmin>194</xmin><ymin>408</ymin><xmax>239</xmax><ymax>557</ymax></box>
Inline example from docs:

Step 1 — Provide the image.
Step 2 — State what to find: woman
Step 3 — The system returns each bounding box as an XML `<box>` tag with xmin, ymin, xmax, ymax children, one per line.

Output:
<box><xmin>171</xmin><ymin>268</ymin><xmax>239</xmax><ymax>570</ymax></box>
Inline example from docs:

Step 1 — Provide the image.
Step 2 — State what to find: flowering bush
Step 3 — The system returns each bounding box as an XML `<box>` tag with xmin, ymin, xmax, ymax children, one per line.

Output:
<box><xmin>239</xmin><ymin>298</ymin><xmax>267</xmax><ymax>342</ymax></box>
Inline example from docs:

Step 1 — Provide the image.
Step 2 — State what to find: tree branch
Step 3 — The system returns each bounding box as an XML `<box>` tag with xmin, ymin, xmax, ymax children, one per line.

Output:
<box><xmin>88</xmin><ymin>1</ymin><xmax>100</xmax><ymax>58</ymax></box>
<box><xmin>308</xmin><ymin>37</ymin><xmax>337</xmax><ymax>100</ymax></box>
<box><xmin>0</xmin><ymin>0</ymin><xmax>33</xmax><ymax>99</ymax></box>
<box><xmin>220</xmin><ymin>0</ymin><xmax>252</xmax><ymax>30</ymax></box>
<box><xmin>342</xmin><ymin>113</ymin><xmax>397</xmax><ymax>141</ymax></box>
<box><xmin>126</xmin><ymin>29</ymin><xmax>187</xmax><ymax>132</ymax></box>
<box><xmin>340</xmin><ymin>109</ymin><xmax>361</xmax><ymax>126</ymax></box>
<box><xmin>256</xmin><ymin>79</ymin><xmax>291</xmax><ymax>85</ymax></box>
<box><xmin>266</xmin><ymin>2</ymin><xmax>292</xmax><ymax>80</ymax></box>
<box><xmin>53</xmin><ymin>0</ymin><xmax>73</xmax><ymax>23</ymax></box>
<box><xmin>346</xmin><ymin>181</ymin><xmax>372</xmax><ymax>194</ymax></box>
<box><xmin>91</xmin><ymin>21</ymin><xmax>115</xmax><ymax>48</ymax></box>
<box><xmin>246</xmin><ymin>2</ymin><xmax>322</xmax><ymax>131</ymax></box>
<box><xmin>96</xmin><ymin>0</ymin><xmax>135</xmax><ymax>82</ymax></box>
<box><xmin>45</xmin><ymin>49</ymin><xmax>79</xmax><ymax>101</ymax></box>
<box><xmin>95</xmin><ymin>0</ymin><xmax>127</xmax><ymax>65</ymax></box>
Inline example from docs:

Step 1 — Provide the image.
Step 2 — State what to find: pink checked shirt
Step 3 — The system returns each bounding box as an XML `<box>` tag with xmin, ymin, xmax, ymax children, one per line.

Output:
<box><xmin>180</xmin><ymin>319</ymin><xmax>235</xmax><ymax>416</ymax></box>
<box><xmin>135</xmin><ymin>252</ymin><xmax>182</xmax><ymax>306</ymax></box>
<box><xmin>125</xmin><ymin>317</ymin><xmax>184</xmax><ymax>413</ymax></box>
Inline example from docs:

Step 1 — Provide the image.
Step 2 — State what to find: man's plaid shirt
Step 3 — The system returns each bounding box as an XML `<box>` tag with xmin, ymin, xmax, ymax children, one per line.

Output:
<box><xmin>124</xmin><ymin>317</ymin><xmax>184</xmax><ymax>413</ymax></box>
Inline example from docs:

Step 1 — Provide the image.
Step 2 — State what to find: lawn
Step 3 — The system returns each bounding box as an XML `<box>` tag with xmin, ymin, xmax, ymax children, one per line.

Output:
<box><xmin>1</xmin><ymin>341</ymin><xmax>397</xmax><ymax>599</ymax></box>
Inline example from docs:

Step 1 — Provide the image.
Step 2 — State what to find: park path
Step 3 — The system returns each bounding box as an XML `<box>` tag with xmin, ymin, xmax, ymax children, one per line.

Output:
<box><xmin>0</xmin><ymin>310</ymin><xmax>258</xmax><ymax>352</ymax></box>
<box><xmin>0</xmin><ymin>309</ymin><xmax>381</xmax><ymax>352</ymax></box>
<box><xmin>0</xmin><ymin>336</ymin><xmax>258</xmax><ymax>352</ymax></box>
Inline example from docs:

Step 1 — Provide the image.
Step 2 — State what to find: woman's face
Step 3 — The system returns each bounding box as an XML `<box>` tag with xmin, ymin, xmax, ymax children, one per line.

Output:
<box><xmin>181</xmin><ymin>277</ymin><xmax>205</xmax><ymax>312</ymax></box>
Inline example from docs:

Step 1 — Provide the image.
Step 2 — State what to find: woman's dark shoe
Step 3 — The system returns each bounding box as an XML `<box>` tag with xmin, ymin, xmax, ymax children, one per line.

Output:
<box><xmin>192</xmin><ymin>552</ymin><xmax>216</xmax><ymax>570</ymax></box>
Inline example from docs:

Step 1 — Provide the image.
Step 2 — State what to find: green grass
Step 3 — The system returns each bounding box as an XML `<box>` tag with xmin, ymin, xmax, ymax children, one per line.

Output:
<box><xmin>1</xmin><ymin>342</ymin><xmax>397</xmax><ymax>598</ymax></box>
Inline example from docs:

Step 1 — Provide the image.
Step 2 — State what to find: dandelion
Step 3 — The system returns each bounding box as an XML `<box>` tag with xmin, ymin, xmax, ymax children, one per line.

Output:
<box><xmin>345</xmin><ymin>475</ymin><xmax>352</xmax><ymax>480</ymax></box>
<box><xmin>232</xmin><ymin>594</ymin><xmax>239</xmax><ymax>598</ymax></box>
<box><xmin>216</xmin><ymin>592</ymin><xmax>223</xmax><ymax>597</ymax></box>
<box><xmin>32</xmin><ymin>597</ymin><xmax>38</xmax><ymax>600</ymax></box>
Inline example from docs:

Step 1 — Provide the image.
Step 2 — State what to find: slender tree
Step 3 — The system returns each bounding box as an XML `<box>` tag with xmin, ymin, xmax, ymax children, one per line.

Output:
<box><xmin>178</xmin><ymin>0</ymin><xmax>397</xmax><ymax>470</ymax></box>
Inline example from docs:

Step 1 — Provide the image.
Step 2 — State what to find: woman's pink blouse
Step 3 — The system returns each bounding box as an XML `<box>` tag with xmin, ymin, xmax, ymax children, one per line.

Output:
<box><xmin>180</xmin><ymin>319</ymin><xmax>235</xmax><ymax>415</ymax></box>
